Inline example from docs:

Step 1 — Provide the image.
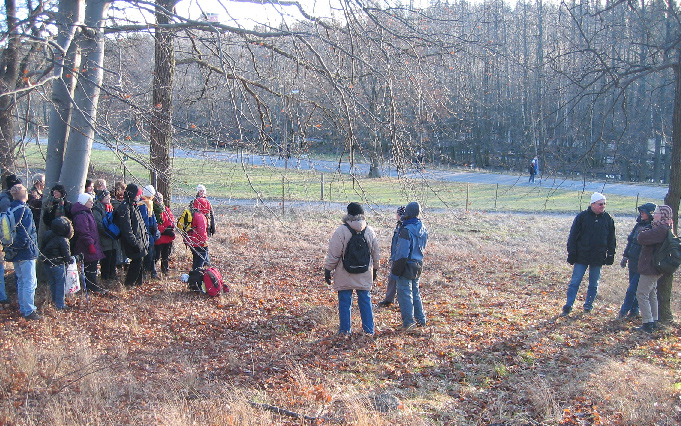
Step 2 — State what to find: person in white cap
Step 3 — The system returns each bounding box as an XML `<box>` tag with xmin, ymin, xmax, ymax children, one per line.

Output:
<box><xmin>560</xmin><ymin>192</ymin><xmax>616</xmax><ymax>316</ymax></box>
<box><xmin>194</xmin><ymin>184</ymin><xmax>215</xmax><ymax>236</ymax></box>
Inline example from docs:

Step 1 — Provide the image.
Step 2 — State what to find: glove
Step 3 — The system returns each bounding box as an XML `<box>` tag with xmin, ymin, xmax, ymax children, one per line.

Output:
<box><xmin>620</xmin><ymin>257</ymin><xmax>628</xmax><ymax>268</ymax></box>
<box><xmin>209</xmin><ymin>225</ymin><xmax>216</xmax><ymax>236</ymax></box>
<box><xmin>372</xmin><ymin>269</ymin><xmax>378</xmax><ymax>282</ymax></box>
<box><xmin>324</xmin><ymin>269</ymin><xmax>332</xmax><ymax>285</ymax></box>
<box><xmin>604</xmin><ymin>254</ymin><xmax>615</xmax><ymax>265</ymax></box>
<box><xmin>162</xmin><ymin>228</ymin><xmax>175</xmax><ymax>237</ymax></box>
<box><xmin>88</xmin><ymin>244</ymin><xmax>96</xmax><ymax>255</ymax></box>
<box><xmin>567</xmin><ymin>254</ymin><xmax>577</xmax><ymax>265</ymax></box>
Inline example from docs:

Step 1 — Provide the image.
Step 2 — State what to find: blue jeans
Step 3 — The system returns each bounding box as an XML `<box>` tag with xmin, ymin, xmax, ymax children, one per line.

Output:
<box><xmin>44</xmin><ymin>263</ymin><xmax>67</xmax><ymax>309</ymax></box>
<box><xmin>14</xmin><ymin>259</ymin><xmax>37</xmax><ymax>317</ymax></box>
<box><xmin>619</xmin><ymin>269</ymin><xmax>640</xmax><ymax>317</ymax></box>
<box><xmin>0</xmin><ymin>260</ymin><xmax>6</xmax><ymax>301</ymax></box>
<box><xmin>564</xmin><ymin>263</ymin><xmax>601</xmax><ymax>311</ymax></box>
<box><xmin>337</xmin><ymin>289</ymin><xmax>374</xmax><ymax>334</ymax></box>
<box><xmin>396</xmin><ymin>276</ymin><xmax>426</xmax><ymax>327</ymax></box>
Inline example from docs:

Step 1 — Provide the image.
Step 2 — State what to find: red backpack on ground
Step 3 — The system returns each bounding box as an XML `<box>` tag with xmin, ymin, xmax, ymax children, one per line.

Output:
<box><xmin>188</xmin><ymin>267</ymin><xmax>228</xmax><ymax>297</ymax></box>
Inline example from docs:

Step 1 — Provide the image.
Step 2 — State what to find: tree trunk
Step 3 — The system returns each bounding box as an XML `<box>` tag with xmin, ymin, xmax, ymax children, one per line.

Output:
<box><xmin>149</xmin><ymin>0</ymin><xmax>178</xmax><ymax>206</ymax></box>
<box><xmin>44</xmin><ymin>0</ymin><xmax>82</xmax><ymax>192</ymax></box>
<box><xmin>0</xmin><ymin>0</ymin><xmax>20</xmax><ymax>184</ymax></box>
<box><xmin>666</xmin><ymin>51</ymin><xmax>681</xmax><ymax>232</ymax></box>
<box><xmin>58</xmin><ymin>0</ymin><xmax>110</xmax><ymax>203</ymax></box>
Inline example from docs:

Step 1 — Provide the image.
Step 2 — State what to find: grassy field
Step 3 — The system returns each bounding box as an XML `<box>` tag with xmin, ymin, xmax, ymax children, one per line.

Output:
<box><xmin>0</xmin><ymin>208</ymin><xmax>679</xmax><ymax>425</ymax></box>
<box><xmin>18</xmin><ymin>143</ymin><xmax>659</xmax><ymax>216</ymax></box>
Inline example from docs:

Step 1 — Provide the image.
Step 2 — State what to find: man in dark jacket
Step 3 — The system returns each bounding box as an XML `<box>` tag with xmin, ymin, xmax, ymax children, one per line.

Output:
<box><xmin>114</xmin><ymin>183</ymin><xmax>149</xmax><ymax>286</ymax></box>
<box><xmin>561</xmin><ymin>192</ymin><xmax>616</xmax><ymax>316</ymax></box>
<box><xmin>5</xmin><ymin>184</ymin><xmax>40</xmax><ymax>320</ymax></box>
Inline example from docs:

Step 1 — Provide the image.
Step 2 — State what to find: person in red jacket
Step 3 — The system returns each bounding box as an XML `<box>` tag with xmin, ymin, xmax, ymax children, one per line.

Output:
<box><xmin>153</xmin><ymin>192</ymin><xmax>176</xmax><ymax>274</ymax></box>
<box><xmin>184</xmin><ymin>197</ymin><xmax>210</xmax><ymax>271</ymax></box>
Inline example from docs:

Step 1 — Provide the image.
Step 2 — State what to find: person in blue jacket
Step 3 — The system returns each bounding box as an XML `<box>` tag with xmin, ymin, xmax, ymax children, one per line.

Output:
<box><xmin>378</xmin><ymin>205</ymin><xmax>405</xmax><ymax>307</ymax></box>
<box><xmin>391</xmin><ymin>201</ymin><xmax>429</xmax><ymax>330</ymax></box>
<box><xmin>618</xmin><ymin>202</ymin><xmax>656</xmax><ymax>319</ymax></box>
<box><xmin>5</xmin><ymin>184</ymin><xmax>40</xmax><ymax>320</ymax></box>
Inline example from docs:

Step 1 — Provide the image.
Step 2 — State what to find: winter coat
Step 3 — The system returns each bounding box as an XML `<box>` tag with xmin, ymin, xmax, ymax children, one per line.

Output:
<box><xmin>567</xmin><ymin>206</ymin><xmax>616</xmax><ymax>266</ymax></box>
<box><xmin>622</xmin><ymin>217</ymin><xmax>654</xmax><ymax>274</ymax></box>
<box><xmin>138</xmin><ymin>199</ymin><xmax>158</xmax><ymax>245</ymax></box>
<box><xmin>155</xmin><ymin>205</ymin><xmax>176</xmax><ymax>245</ymax></box>
<box><xmin>40</xmin><ymin>216</ymin><xmax>73</xmax><ymax>266</ymax></box>
<box><xmin>92</xmin><ymin>200</ymin><xmax>116</xmax><ymax>252</ymax></box>
<box><xmin>71</xmin><ymin>202</ymin><xmax>105</xmax><ymax>263</ymax></box>
<box><xmin>391</xmin><ymin>217</ymin><xmax>428</xmax><ymax>279</ymax></box>
<box><xmin>0</xmin><ymin>190</ymin><xmax>12</xmax><ymax>213</ymax></box>
<box><xmin>27</xmin><ymin>186</ymin><xmax>42</xmax><ymax>229</ymax></box>
<box><xmin>324</xmin><ymin>214</ymin><xmax>380</xmax><ymax>291</ymax></box>
<box><xmin>637</xmin><ymin>223</ymin><xmax>670</xmax><ymax>275</ymax></box>
<box><xmin>184</xmin><ymin>210</ymin><xmax>208</xmax><ymax>248</ymax></box>
<box><xmin>389</xmin><ymin>221</ymin><xmax>402</xmax><ymax>262</ymax></box>
<box><xmin>4</xmin><ymin>200</ymin><xmax>38</xmax><ymax>262</ymax></box>
<box><xmin>115</xmin><ymin>199</ymin><xmax>149</xmax><ymax>260</ymax></box>
<box><xmin>194</xmin><ymin>196</ymin><xmax>216</xmax><ymax>236</ymax></box>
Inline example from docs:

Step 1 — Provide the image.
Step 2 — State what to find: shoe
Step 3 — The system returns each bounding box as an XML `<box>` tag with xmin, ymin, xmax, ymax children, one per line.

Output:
<box><xmin>416</xmin><ymin>322</ymin><xmax>427</xmax><ymax>328</ymax></box>
<box><xmin>25</xmin><ymin>311</ymin><xmax>42</xmax><ymax>321</ymax></box>
<box><xmin>584</xmin><ymin>308</ymin><xmax>592</xmax><ymax>314</ymax></box>
<box><xmin>377</xmin><ymin>300</ymin><xmax>392</xmax><ymax>307</ymax></box>
<box><xmin>400</xmin><ymin>323</ymin><xmax>416</xmax><ymax>332</ymax></box>
<box><xmin>636</xmin><ymin>322</ymin><xmax>654</xmax><ymax>333</ymax></box>
<box><xmin>0</xmin><ymin>299</ymin><xmax>10</xmax><ymax>305</ymax></box>
<box><xmin>560</xmin><ymin>306</ymin><xmax>571</xmax><ymax>317</ymax></box>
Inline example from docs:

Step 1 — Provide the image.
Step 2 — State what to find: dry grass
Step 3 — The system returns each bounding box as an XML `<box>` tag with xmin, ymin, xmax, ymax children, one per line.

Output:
<box><xmin>1</xmin><ymin>206</ymin><xmax>680</xmax><ymax>425</ymax></box>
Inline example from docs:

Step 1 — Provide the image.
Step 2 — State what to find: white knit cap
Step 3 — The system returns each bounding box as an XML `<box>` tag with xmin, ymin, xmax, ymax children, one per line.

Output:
<box><xmin>143</xmin><ymin>185</ymin><xmax>156</xmax><ymax>198</ymax></box>
<box><xmin>590</xmin><ymin>192</ymin><xmax>606</xmax><ymax>204</ymax></box>
<box><xmin>197</xmin><ymin>184</ymin><xmax>206</xmax><ymax>193</ymax></box>
<box><xmin>77</xmin><ymin>193</ymin><xmax>92</xmax><ymax>205</ymax></box>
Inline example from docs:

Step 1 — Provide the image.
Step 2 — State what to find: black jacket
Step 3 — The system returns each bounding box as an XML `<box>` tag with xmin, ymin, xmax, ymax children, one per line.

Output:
<box><xmin>114</xmin><ymin>199</ymin><xmax>149</xmax><ymax>260</ymax></box>
<box><xmin>567</xmin><ymin>206</ymin><xmax>616</xmax><ymax>266</ymax></box>
<box><xmin>40</xmin><ymin>216</ymin><xmax>73</xmax><ymax>266</ymax></box>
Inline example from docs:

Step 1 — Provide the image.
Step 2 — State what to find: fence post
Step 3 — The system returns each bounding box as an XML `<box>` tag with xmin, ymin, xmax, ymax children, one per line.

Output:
<box><xmin>282</xmin><ymin>176</ymin><xmax>285</xmax><ymax>216</ymax></box>
<box><xmin>320</xmin><ymin>173</ymin><xmax>324</xmax><ymax>201</ymax></box>
<box><xmin>495</xmin><ymin>183</ymin><xmax>498</xmax><ymax>210</ymax></box>
<box><xmin>466</xmin><ymin>183</ymin><xmax>469</xmax><ymax>212</ymax></box>
<box><xmin>635</xmin><ymin>193</ymin><xmax>639</xmax><ymax>212</ymax></box>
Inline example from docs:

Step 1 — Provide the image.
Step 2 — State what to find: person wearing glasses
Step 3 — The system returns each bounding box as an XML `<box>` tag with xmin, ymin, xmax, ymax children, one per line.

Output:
<box><xmin>560</xmin><ymin>192</ymin><xmax>616</xmax><ymax>317</ymax></box>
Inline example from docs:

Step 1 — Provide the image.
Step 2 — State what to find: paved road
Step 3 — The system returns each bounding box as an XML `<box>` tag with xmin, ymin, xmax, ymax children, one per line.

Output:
<box><xmin>101</xmin><ymin>141</ymin><xmax>671</xmax><ymax>201</ymax></box>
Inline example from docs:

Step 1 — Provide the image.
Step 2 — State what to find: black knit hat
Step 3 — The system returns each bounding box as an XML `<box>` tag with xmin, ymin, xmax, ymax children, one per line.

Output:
<box><xmin>347</xmin><ymin>202</ymin><xmax>364</xmax><ymax>216</ymax></box>
<box><xmin>5</xmin><ymin>174</ymin><xmax>21</xmax><ymax>189</ymax></box>
<box><xmin>95</xmin><ymin>189</ymin><xmax>110</xmax><ymax>200</ymax></box>
<box><xmin>51</xmin><ymin>183</ymin><xmax>66</xmax><ymax>197</ymax></box>
<box><xmin>125</xmin><ymin>183</ymin><xmax>139</xmax><ymax>199</ymax></box>
<box><xmin>404</xmin><ymin>201</ymin><xmax>420</xmax><ymax>219</ymax></box>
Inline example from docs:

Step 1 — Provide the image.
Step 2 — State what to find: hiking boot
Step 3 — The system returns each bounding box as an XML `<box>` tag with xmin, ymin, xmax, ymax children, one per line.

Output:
<box><xmin>584</xmin><ymin>308</ymin><xmax>592</xmax><ymax>314</ymax></box>
<box><xmin>25</xmin><ymin>311</ymin><xmax>42</xmax><ymax>321</ymax></box>
<box><xmin>560</xmin><ymin>306</ymin><xmax>571</xmax><ymax>317</ymax></box>
<box><xmin>377</xmin><ymin>300</ymin><xmax>392</xmax><ymax>307</ymax></box>
<box><xmin>0</xmin><ymin>299</ymin><xmax>10</xmax><ymax>306</ymax></box>
<box><xmin>636</xmin><ymin>322</ymin><xmax>654</xmax><ymax>333</ymax></box>
<box><xmin>416</xmin><ymin>322</ymin><xmax>427</xmax><ymax>328</ymax></box>
<box><xmin>400</xmin><ymin>323</ymin><xmax>416</xmax><ymax>332</ymax></box>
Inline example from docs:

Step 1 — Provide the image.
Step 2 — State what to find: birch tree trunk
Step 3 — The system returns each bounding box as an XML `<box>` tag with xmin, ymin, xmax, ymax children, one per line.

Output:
<box><xmin>58</xmin><ymin>0</ymin><xmax>110</xmax><ymax>202</ymax></box>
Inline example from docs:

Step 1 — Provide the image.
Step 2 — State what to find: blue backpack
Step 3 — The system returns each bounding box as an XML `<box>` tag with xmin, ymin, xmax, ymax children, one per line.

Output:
<box><xmin>102</xmin><ymin>211</ymin><xmax>121</xmax><ymax>239</ymax></box>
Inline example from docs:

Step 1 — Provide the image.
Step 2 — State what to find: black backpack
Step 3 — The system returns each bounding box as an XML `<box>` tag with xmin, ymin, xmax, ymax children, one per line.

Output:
<box><xmin>342</xmin><ymin>223</ymin><xmax>371</xmax><ymax>274</ymax></box>
<box><xmin>653</xmin><ymin>229</ymin><xmax>681</xmax><ymax>275</ymax></box>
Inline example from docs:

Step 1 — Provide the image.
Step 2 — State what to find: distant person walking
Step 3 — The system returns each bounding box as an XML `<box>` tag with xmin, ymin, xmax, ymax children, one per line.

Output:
<box><xmin>618</xmin><ymin>203</ymin><xmax>656</xmax><ymax>320</ymax></box>
<box><xmin>635</xmin><ymin>205</ymin><xmax>674</xmax><ymax>333</ymax></box>
<box><xmin>560</xmin><ymin>192</ymin><xmax>616</xmax><ymax>316</ymax></box>
<box><xmin>392</xmin><ymin>201</ymin><xmax>429</xmax><ymax>330</ymax></box>
<box><xmin>324</xmin><ymin>202</ymin><xmax>380</xmax><ymax>336</ymax></box>
<box><xmin>529</xmin><ymin>156</ymin><xmax>538</xmax><ymax>183</ymax></box>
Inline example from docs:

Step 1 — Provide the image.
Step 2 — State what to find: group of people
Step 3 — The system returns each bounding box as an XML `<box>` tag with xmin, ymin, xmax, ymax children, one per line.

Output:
<box><xmin>560</xmin><ymin>191</ymin><xmax>676</xmax><ymax>333</ymax></box>
<box><xmin>0</xmin><ymin>173</ymin><xmax>216</xmax><ymax>320</ymax></box>
<box><xmin>324</xmin><ymin>201</ymin><xmax>429</xmax><ymax>335</ymax></box>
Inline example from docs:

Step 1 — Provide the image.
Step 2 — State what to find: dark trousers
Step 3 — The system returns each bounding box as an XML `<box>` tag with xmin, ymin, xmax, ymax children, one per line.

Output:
<box><xmin>154</xmin><ymin>243</ymin><xmax>173</xmax><ymax>273</ymax></box>
<box><xmin>191</xmin><ymin>246</ymin><xmax>209</xmax><ymax>271</ymax></box>
<box><xmin>144</xmin><ymin>244</ymin><xmax>157</xmax><ymax>274</ymax></box>
<box><xmin>125</xmin><ymin>257</ymin><xmax>144</xmax><ymax>286</ymax></box>
<box><xmin>100</xmin><ymin>249</ymin><xmax>117</xmax><ymax>280</ymax></box>
<box><xmin>84</xmin><ymin>260</ymin><xmax>102</xmax><ymax>291</ymax></box>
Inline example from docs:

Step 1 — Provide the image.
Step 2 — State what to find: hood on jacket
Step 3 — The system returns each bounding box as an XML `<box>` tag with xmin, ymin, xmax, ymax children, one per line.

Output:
<box><xmin>342</xmin><ymin>214</ymin><xmax>366</xmax><ymax>232</ymax></box>
<box><xmin>50</xmin><ymin>216</ymin><xmax>74</xmax><ymax>238</ymax></box>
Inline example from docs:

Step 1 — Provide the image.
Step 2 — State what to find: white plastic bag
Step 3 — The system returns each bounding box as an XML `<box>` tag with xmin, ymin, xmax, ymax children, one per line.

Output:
<box><xmin>65</xmin><ymin>262</ymin><xmax>81</xmax><ymax>294</ymax></box>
